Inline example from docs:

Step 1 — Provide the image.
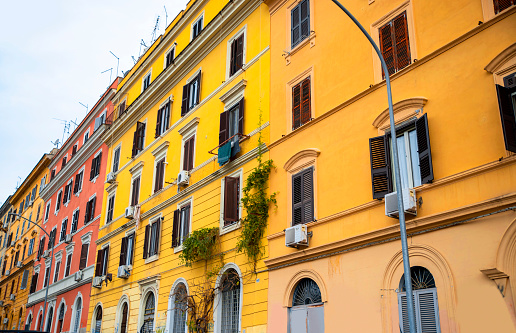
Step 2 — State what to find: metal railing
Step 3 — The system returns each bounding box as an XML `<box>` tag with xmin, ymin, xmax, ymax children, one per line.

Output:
<box><xmin>208</xmin><ymin>133</ymin><xmax>249</xmax><ymax>155</ymax></box>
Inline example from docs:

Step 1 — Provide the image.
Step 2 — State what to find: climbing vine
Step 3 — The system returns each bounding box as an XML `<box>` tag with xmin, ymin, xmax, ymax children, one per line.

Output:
<box><xmin>179</xmin><ymin>227</ymin><xmax>220</xmax><ymax>267</ymax></box>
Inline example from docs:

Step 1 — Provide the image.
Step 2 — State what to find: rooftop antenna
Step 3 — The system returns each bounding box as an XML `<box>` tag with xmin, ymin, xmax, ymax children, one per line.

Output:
<box><xmin>109</xmin><ymin>51</ymin><xmax>119</xmax><ymax>78</ymax></box>
<box><xmin>79</xmin><ymin>102</ymin><xmax>88</xmax><ymax>114</ymax></box>
<box><xmin>139</xmin><ymin>39</ymin><xmax>148</xmax><ymax>57</ymax></box>
<box><xmin>101</xmin><ymin>68</ymin><xmax>113</xmax><ymax>85</ymax></box>
<box><xmin>51</xmin><ymin>139</ymin><xmax>60</xmax><ymax>149</ymax></box>
<box><xmin>53</xmin><ymin>118</ymin><xmax>71</xmax><ymax>144</ymax></box>
<box><xmin>131</xmin><ymin>56</ymin><xmax>138</xmax><ymax>64</ymax></box>
<box><xmin>164</xmin><ymin>6</ymin><xmax>168</xmax><ymax>27</ymax></box>
<box><xmin>151</xmin><ymin>16</ymin><xmax>160</xmax><ymax>43</ymax></box>
<box><xmin>70</xmin><ymin>118</ymin><xmax>79</xmax><ymax>131</ymax></box>
<box><xmin>16</xmin><ymin>176</ymin><xmax>21</xmax><ymax>190</ymax></box>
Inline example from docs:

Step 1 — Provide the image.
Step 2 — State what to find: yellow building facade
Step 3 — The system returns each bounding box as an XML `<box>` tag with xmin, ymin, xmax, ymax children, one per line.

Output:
<box><xmin>87</xmin><ymin>0</ymin><xmax>271</xmax><ymax>332</ymax></box>
<box><xmin>264</xmin><ymin>0</ymin><xmax>516</xmax><ymax>332</ymax></box>
<box><xmin>0</xmin><ymin>152</ymin><xmax>52</xmax><ymax>330</ymax></box>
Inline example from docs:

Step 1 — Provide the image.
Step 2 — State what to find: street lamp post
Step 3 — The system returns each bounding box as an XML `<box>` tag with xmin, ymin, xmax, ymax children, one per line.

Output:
<box><xmin>8</xmin><ymin>213</ymin><xmax>53</xmax><ymax>333</ymax></box>
<box><xmin>329</xmin><ymin>1</ymin><xmax>417</xmax><ymax>332</ymax></box>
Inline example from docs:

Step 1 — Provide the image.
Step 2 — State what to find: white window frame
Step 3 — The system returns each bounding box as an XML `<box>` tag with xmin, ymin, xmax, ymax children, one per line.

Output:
<box><xmin>71</xmin><ymin>207</ymin><xmax>80</xmax><ymax>234</ymax></box>
<box><xmin>105</xmin><ymin>191</ymin><xmax>116</xmax><ymax>224</ymax></box>
<box><xmin>220</xmin><ymin>168</ymin><xmax>243</xmax><ymax>235</ymax></box>
<box><xmin>90</xmin><ymin>149</ymin><xmax>103</xmax><ymax>184</ymax></box>
<box><xmin>142</xmin><ymin>70</ymin><xmax>152</xmax><ymax>93</ymax></box>
<box><xmin>112</xmin><ymin>144</ymin><xmax>122</xmax><ymax>173</ymax></box>
<box><xmin>129</xmin><ymin>172</ymin><xmax>142</xmax><ymax>208</ymax></box>
<box><xmin>166</xmin><ymin>278</ymin><xmax>189</xmax><ymax>333</ymax></box>
<box><xmin>226</xmin><ymin>25</ymin><xmax>247</xmax><ymax>79</ymax></box>
<box><xmin>179</xmin><ymin>119</ymin><xmax>198</xmax><ymax>173</ymax></box>
<box><xmin>214</xmin><ymin>263</ymin><xmax>243</xmax><ymax>333</ymax></box>
<box><xmin>185</xmin><ymin>69</ymin><xmax>202</xmax><ymax>111</ymax></box>
<box><xmin>64</xmin><ymin>178</ymin><xmax>73</xmax><ymax>207</ymax></box>
<box><xmin>55</xmin><ymin>190</ymin><xmax>63</xmax><ymax>216</ymax></box>
<box><xmin>152</xmin><ymin>143</ymin><xmax>168</xmax><ymax>194</ymax></box>
<box><xmin>145</xmin><ymin>214</ymin><xmax>163</xmax><ymax>264</ymax></box>
<box><xmin>83</xmin><ymin>129</ymin><xmax>90</xmax><ymax>144</ymax></box>
<box><xmin>123</xmin><ymin>229</ymin><xmax>136</xmax><ymax>267</ymax></box>
<box><xmin>53</xmin><ymin>251</ymin><xmax>62</xmax><ymax>283</ymax></box>
<box><xmin>190</xmin><ymin>12</ymin><xmax>204</xmax><ymax>41</ymax></box>
<box><xmin>164</xmin><ymin>43</ymin><xmax>177</xmax><ymax>69</ymax></box>
<box><xmin>174</xmin><ymin>197</ymin><xmax>193</xmax><ymax>253</ymax></box>
<box><xmin>59</xmin><ymin>217</ymin><xmax>68</xmax><ymax>242</ymax></box>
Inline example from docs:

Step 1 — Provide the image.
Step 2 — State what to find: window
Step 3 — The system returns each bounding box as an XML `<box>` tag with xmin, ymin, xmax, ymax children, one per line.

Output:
<box><xmin>50</xmin><ymin>169</ymin><xmax>56</xmax><ymax>181</ymax></box>
<box><xmin>59</xmin><ymin>218</ymin><xmax>68</xmax><ymax>242</ymax></box>
<box><xmin>40</xmin><ymin>175</ymin><xmax>46</xmax><ymax>190</ymax></box>
<box><xmin>94</xmin><ymin>306</ymin><xmax>102</xmax><ymax>333</ymax></box>
<box><xmin>22</xmin><ymin>244</ymin><xmax>26</xmax><ymax>260</ymax></box>
<box><xmin>398</xmin><ymin>266</ymin><xmax>440</xmax><ymax>333</ymax></box>
<box><xmin>155</xmin><ymin>101</ymin><xmax>171</xmax><ymax>137</ymax></box>
<box><xmin>495</xmin><ymin>80</ymin><xmax>516</xmax><ymax>153</ymax></box>
<box><xmin>71</xmin><ymin>209</ymin><xmax>79</xmax><ymax>233</ymax></box>
<box><xmin>132</xmin><ymin>122</ymin><xmax>146</xmax><ymax>157</ymax></box>
<box><xmin>48</xmin><ymin>228</ymin><xmax>57</xmax><ymax>250</ymax></box>
<box><xmin>53</xmin><ymin>260</ymin><xmax>60</xmax><ymax>282</ymax></box>
<box><xmin>165</xmin><ymin>46</ymin><xmax>175</xmax><ymax>68</ymax></box>
<box><xmin>63</xmin><ymin>179</ymin><xmax>73</xmax><ymax>205</ymax></box>
<box><xmin>143</xmin><ymin>218</ymin><xmax>162</xmax><ymax>259</ymax></box>
<box><xmin>220</xmin><ymin>269</ymin><xmax>241</xmax><ymax>333</ymax></box>
<box><xmin>24</xmin><ymin>194</ymin><xmax>30</xmax><ymax>209</ymax></box>
<box><xmin>118</xmin><ymin>100</ymin><xmax>126</xmax><ymax>116</ymax></box>
<box><xmin>73</xmin><ymin>170</ymin><xmax>83</xmax><ymax>195</ymax></box>
<box><xmin>95</xmin><ymin>245</ymin><xmax>109</xmax><ymax>277</ymax></box>
<box><xmin>71</xmin><ymin>298</ymin><xmax>82</xmax><ymax>333</ymax></box>
<box><xmin>142</xmin><ymin>293</ymin><xmax>155</xmax><ymax>332</ymax></box>
<box><xmin>379</xmin><ymin>11</ymin><xmax>411</xmax><ymax>78</ymax></box>
<box><xmin>182</xmin><ymin>136</ymin><xmax>195</xmax><ymax>172</ymax></box>
<box><xmin>36</xmin><ymin>204</ymin><xmax>41</xmax><ymax>222</ymax></box>
<box><xmin>106</xmin><ymin>195</ymin><xmax>115</xmax><ymax>223</ymax></box>
<box><xmin>79</xmin><ymin>243</ymin><xmax>89</xmax><ymax>270</ymax></box>
<box><xmin>223</xmin><ymin>176</ymin><xmax>240</xmax><ymax>227</ymax></box>
<box><xmin>64</xmin><ymin>253</ymin><xmax>72</xmax><ymax>277</ymax></box>
<box><xmin>94</xmin><ymin>111</ymin><xmax>106</xmax><ymax>132</ymax></box>
<box><xmin>56</xmin><ymin>305</ymin><xmax>65</xmax><ymax>333</ymax></box>
<box><xmin>43</xmin><ymin>266</ymin><xmax>50</xmax><ymax>287</ymax></box>
<box><xmin>172</xmin><ymin>284</ymin><xmax>187</xmax><ymax>333</ymax></box>
<box><xmin>154</xmin><ymin>158</ymin><xmax>166</xmax><ymax>193</ymax></box>
<box><xmin>90</xmin><ymin>152</ymin><xmax>102</xmax><ymax>181</ymax></box>
<box><xmin>142</xmin><ymin>72</ymin><xmax>151</xmax><ymax>92</ymax></box>
<box><xmin>289</xmin><ymin>278</ymin><xmax>323</xmax><ymax>333</ymax></box>
<box><xmin>84</xmin><ymin>196</ymin><xmax>97</xmax><ymax>224</ymax></box>
<box><xmin>84</xmin><ymin>130</ymin><xmax>89</xmax><ymax>144</ymax></box>
<box><xmin>229</xmin><ymin>34</ymin><xmax>244</xmax><ymax>77</ymax></box>
<box><xmin>181</xmin><ymin>72</ymin><xmax>201</xmax><ymax>116</ymax></box>
<box><xmin>62</xmin><ymin>156</ymin><xmax>67</xmax><ymax>168</ymax></box>
<box><xmin>19</xmin><ymin>201</ymin><xmax>24</xmax><ymax>214</ymax></box>
<box><xmin>494</xmin><ymin>0</ymin><xmax>515</xmax><ymax>14</ymax></box>
<box><xmin>112</xmin><ymin>146</ymin><xmax>121</xmax><ymax>173</ymax></box>
<box><xmin>291</xmin><ymin>0</ymin><xmax>310</xmax><ymax>48</ymax></box>
<box><xmin>120</xmin><ymin>302</ymin><xmax>129</xmax><ymax>333</ymax></box>
<box><xmin>172</xmin><ymin>204</ymin><xmax>190</xmax><ymax>248</ymax></box>
<box><xmin>292</xmin><ymin>167</ymin><xmax>314</xmax><ymax>225</ymax></box>
<box><xmin>72</xmin><ymin>143</ymin><xmax>78</xmax><ymax>156</ymax></box>
<box><xmin>31</xmin><ymin>185</ymin><xmax>38</xmax><ymax>202</ymax></box>
<box><xmin>37</xmin><ymin>237</ymin><xmax>45</xmax><ymax>260</ymax></box>
<box><xmin>28</xmin><ymin>238</ymin><xmax>35</xmax><ymax>256</ymax></box>
<box><xmin>44</xmin><ymin>201</ymin><xmax>51</xmax><ymax>222</ymax></box>
<box><xmin>219</xmin><ymin>99</ymin><xmax>244</xmax><ymax>148</ymax></box>
<box><xmin>119</xmin><ymin>233</ymin><xmax>135</xmax><ymax>268</ymax></box>
<box><xmin>292</xmin><ymin>77</ymin><xmax>311</xmax><ymax>130</ymax></box>
<box><xmin>369</xmin><ymin>114</ymin><xmax>434</xmax><ymax>199</ymax></box>
<box><xmin>130</xmin><ymin>176</ymin><xmax>141</xmax><ymax>206</ymax></box>
<box><xmin>55</xmin><ymin>191</ymin><xmax>62</xmax><ymax>214</ymax></box>
<box><xmin>191</xmin><ymin>15</ymin><xmax>203</xmax><ymax>40</ymax></box>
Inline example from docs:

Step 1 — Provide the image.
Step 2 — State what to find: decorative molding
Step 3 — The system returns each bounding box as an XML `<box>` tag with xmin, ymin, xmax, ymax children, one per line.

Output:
<box><xmin>219</xmin><ymin>79</ymin><xmax>247</xmax><ymax>104</ymax></box>
<box><xmin>105</xmin><ymin>181</ymin><xmax>119</xmax><ymax>193</ymax></box>
<box><xmin>485</xmin><ymin>43</ymin><xmax>516</xmax><ymax>73</ymax></box>
<box><xmin>282</xmin><ymin>269</ymin><xmax>327</xmax><ymax>307</ymax></box>
<box><xmin>178</xmin><ymin>117</ymin><xmax>200</xmax><ymax>136</ymax></box>
<box><xmin>283</xmin><ymin>148</ymin><xmax>321</xmax><ymax>171</ymax></box>
<box><xmin>80</xmin><ymin>231</ymin><xmax>92</xmax><ymax>245</ymax></box>
<box><xmin>481</xmin><ymin>268</ymin><xmax>509</xmax><ymax>296</ymax></box>
<box><xmin>372</xmin><ymin>97</ymin><xmax>427</xmax><ymax>131</ymax></box>
<box><xmin>129</xmin><ymin>161</ymin><xmax>145</xmax><ymax>175</ymax></box>
<box><xmin>151</xmin><ymin>141</ymin><xmax>170</xmax><ymax>157</ymax></box>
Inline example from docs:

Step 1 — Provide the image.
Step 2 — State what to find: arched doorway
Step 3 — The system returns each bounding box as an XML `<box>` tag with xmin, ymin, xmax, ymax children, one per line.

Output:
<box><xmin>220</xmin><ymin>269</ymin><xmax>241</xmax><ymax>333</ymax></box>
<box><xmin>288</xmin><ymin>278</ymin><xmax>324</xmax><ymax>332</ymax></box>
<box><xmin>94</xmin><ymin>306</ymin><xmax>102</xmax><ymax>333</ymax></box>
<box><xmin>120</xmin><ymin>302</ymin><xmax>129</xmax><ymax>333</ymax></box>
<box><xmin>141</xmin><ymin>293</ymin><xmax>155</xmax><ymax>333</ymax></box>
<box><xmin>172</xmin><ymin>283</ymin><xmax>187</xmax><ymax>333</ymax></box>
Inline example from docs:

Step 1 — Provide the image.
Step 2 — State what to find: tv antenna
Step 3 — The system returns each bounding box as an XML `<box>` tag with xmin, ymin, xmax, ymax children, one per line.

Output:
<box><xmin>51</xmin><ymin>139</ymin><xmax>60</xmax><ymax>149</ymax></box>
<box><xmin>131</xmin><ymin>56</ymin><xmax>138</xmax><ymax>64</ymax></box>
<box><xmin>53</xmin><ymin>118</ymin><xmax>72</xmax><ymax>144</ymax></box>
<box><xmin>139</xmin><ymin>39</ymin><xmax>148</xmax><ymax>57</ymax></box>
<box><xmin>16</xmin><ymin>176</ymin><xmax>21</xmax><ymax>190</ymax></box>
<box><xmin>109</xmin><ymin>51</ymin><xmax>119</xmax><ymax>78</ymax></box>
<box><xmin>101</xmin><ymin>67</ymin><xmax>113</xmax><ymax>85</ymax></box>
<box><xmin>79</xmin><ymin>102</ymin><xmax>88</xmax><ymax>113</ymax></box>
<box><xmin>151</xmin><ymin>16</ymin><xmax>160</xmax><ymax>43</ymax></box>
<box><xmin>164</xmin><ymin>6</ymin><xmax>168</xmax><ymax>27</ymax></box>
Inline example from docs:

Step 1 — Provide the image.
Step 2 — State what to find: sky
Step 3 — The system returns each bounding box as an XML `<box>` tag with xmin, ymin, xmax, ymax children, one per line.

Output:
<box><xmin>0</xmin><ymin>0</ymin><xmax>186</xmax><ymax>204</ymax></box>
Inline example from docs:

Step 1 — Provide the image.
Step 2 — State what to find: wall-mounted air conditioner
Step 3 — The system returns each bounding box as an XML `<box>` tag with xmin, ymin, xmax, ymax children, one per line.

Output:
<box><xmin>125</xmin><ymin>206</ymin><xmax>134</xmax><ymax>219</ymax></box>
<box><xmin>385</xmin><ymin>188</ymin><xmax>417</xmax><ymax>218</ymax></box>
<box><xmin>106</xmin><ymin>172</ymin><xmax>117</xmax><ymax>183</ymax></box>
<box><xmin>117</xmin><ymin>265</ymin><xmax>131</xmax><ymax>279</ymax></box>
<box><xmin>65</xmin><ymin>234</ymin><xmax>72</xmax><ymax>244</ymax></box>
<box><xmin>74</xmin><ymin>270</ymin><xmax>83</xmax><ymax>282</ymax></box>
<box><xmin>92</xmin><ymin>276</ymin><xmax>103</xmax><ymax>288</ymax></box>
<box><xmin>5</xmin><ymin>270</ymin><xmax>10</xmax><ymax>276</ymax></box>
<box><xmin>3</xmin><ymin>318</ymin><xmax>7</xmax><ymax>324</ymax></box>
<box><xmin>285</xmin><ymin>224</ymin><xmax>309</xmax><ymax>248</ymax></box>
<box><xmin>9</xmin><ymin>294</ymin><xmax>15</xmax><ymax>301</ymax></box>
<box><xmin>43</xmin><ymin>250</ymin><xmax>50</xmax><ymax>258</ymax></box>
<box><xmin>16</xmin><ymin>261</ymin><xmax>22</xmax><ymax>268</ymax></box>
<box><xmin>0</xmin><ymin>300</ymin><xmax>4</xmax><ymax>307</ymax></box>
<box><xmin>177</xmin><ymin>170</ymin><xmax>190</xmax><ymax>186</ymax></box>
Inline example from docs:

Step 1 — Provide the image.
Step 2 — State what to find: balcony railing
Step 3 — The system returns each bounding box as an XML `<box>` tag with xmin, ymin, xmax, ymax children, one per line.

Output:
<box><xmin>208</xmin><ymin>133</ymin><xmax>249</xmax><ymax>155</ymax></box>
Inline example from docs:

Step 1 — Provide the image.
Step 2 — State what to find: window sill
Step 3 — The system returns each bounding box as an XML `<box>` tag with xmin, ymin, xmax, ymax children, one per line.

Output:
<box><xmin>285</xmin><ymin>32</ymin><xmax>316</xmax><ymax>65</ymax></box>
<box><xmin>90</xmin><ymin>176</ymin><xmax>99</xmax><ymax>184</ymax></box>
<box><xmin>145</xmin><ymin>254</ymin><xmax>159</xmax><ymax>264</ymax></box>
<box><xmin>74</xmin><ymin>190</ymin><xmax>82</xmax><ymax>197</ymax></box>
<box><xmin>173</xmin><ymin>245</ymin><xmax>184</xmax><ymax>254</ymax></box>
<box><xmin>220</xmin><ymin>221</ymin><xmax>240</xmax><ymax>236</ymax></box>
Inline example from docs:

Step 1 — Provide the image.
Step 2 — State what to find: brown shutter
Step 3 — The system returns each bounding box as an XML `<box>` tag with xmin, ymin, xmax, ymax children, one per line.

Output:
<box><xmin>219</xmin><ymin>111</ymin><xmax>229</xmax><ymax>145</ymax></box>
<box><xmin>90</xmin><ymin>197</ymin><xmax>96</xmax><ymax>221</ymax></box>
<box><xmin>119</xmin><ymin>237</ymin><xmax>128</xmax><ymax>266</ymax></box>
<box><xmin>415</xmin><ymin>114</ymin><xmax>434</xmax><ymax>184</ymax></box>
<box><xmin>183</xmin><ymin>139</ymin><xmax>190</xmax><ymax>171</ymax></box>
<box><xmin>301</xmin><ymin>168</ymin><xmax>314</xmax><ymax>223</ymax></box>
<box><xmin>154</xmin><ymin>161</ymin><xmax>161</xmax><ymax>192</ymax></box>
<box><xmin>224</xmin><ymin>177</ymin><xmax>239</xmax><ymax>225</ymax></box>
<box><xmin>155</xmin><ymin>107</ymin><xmax>163</xmax><ymax>138</ymax></box>
<box><xmin>369</xmin><ymin>135</ymin><xmax>392</xmax><ymax>199</ymax></box>
<box><xmin>236</xmin><ymin>35</ymin><xmax>244</xmax><ymax>71</ymax></box>
<box><xmin>132</xmin><ymin>126</ymin><xmax>139</xmax><ymax>157</ymax></box>
<box><xmin>230</xmin><ymin>38</ymin><xmax>237</xmax><ymax>76</ymax></box>
<box><xmin>96</xmin><ymin>152</ymin><xmax>102</xmax><ymax>176</ymax></box>
<box><xmin>95</xmin><ymin>250</ymin><xmax>103</xmax><ymax>276</ymax></box>
<box><xmin>301</xmin><ymin>77</ymin><xmax>311</xmax><ymax>125</ymax></box>
<box><xmin>238</xmin><ymin>98</ymin><xmax>245</xmax><ymax>135</ymax></box>
<box><xmin>496</xmin><ymin>84</ymin><xmax>516</xmax><ymax>153</ymax></box>
<box><xmin>181</xmin><ymin>85</ymin><xmax>189</xmax><ymax>116</ymax></box>
<box><xmin>292</xmin><ymin>84</ymin><xmax>301</xmax><ymax>130</ymax></box>
<box><xmin>379</xmin><ymin>22</ymin><xmax>395</xmax><ymax>78</ymax></box>
<box><xmin>172</xmin><ymin>209</ymin><xmax>180</xmax><ymax>247</ymax></box>
<box><xmin>79</xmin><ymin>243</ymin><xmax>89</xmax><ymax>270</ymax></box>
<box><xmin>164</xmin><ymin>102</ymin><xmax>170</xmax><ymax>131</ymax></box>
<box><xmin>494</xmin><ymin>0</ymin><xmax>515</xmax><ymax>13</ymax></box>
<box><xmin>187</xmin><ymin>136</ymin><xmax>195</xmax><ymax>171</ymax></box>
<box><xmin>84</xmin><ymin>200</ymin><xmax>90</xmax><ymax>224</ymax></box>
<box><xmin>154</xmin><ymin>218</ymin><xmax>161</xmax><ymax>256</ymax></box>
<box><xmin>195</xmin><ymin>72</ymin><xmax>201</xmax><ymax>105</ymax></box>
<box><xmin>143</xmin><ymin>225</ymin><xmax>150</xmax><ymax>259</ymax></box>
<box><xmin>393</xmin><ymin>12</ymin><xmax>410</xmax><ymax>72</ymax></box>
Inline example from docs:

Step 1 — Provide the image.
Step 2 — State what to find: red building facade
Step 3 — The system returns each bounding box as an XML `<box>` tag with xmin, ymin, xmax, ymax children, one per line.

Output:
<box><xmin>26</xmin><ymin>79</ymin><xmax>119</xmax><ymax>333</ymax></box>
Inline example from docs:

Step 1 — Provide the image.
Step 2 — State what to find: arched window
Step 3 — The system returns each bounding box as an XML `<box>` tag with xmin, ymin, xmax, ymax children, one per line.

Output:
<box><xmin>120</xmin><ymin>302</ymin><xmax>129</xmax><ymax>333</ymax></box>
<box><xmin>398</xmin><ymin>266</ymin><xmax>440</xmax><ymax>333</ymax></box>
<box><xmin>172</xmin><ymin>284</ymin><xmax>188</xmax><ymax>333</ymax></box>
<box><xmin>17</xmin><ymin>308</ymin><xmax>22</xmax><ymax>330</ymax></box>
<box><xmin>45</xmin><ymin>306</ymin><xmax>54</xmax><ymax>333</ymax></box>
<box><xmin>56</xmin><ymin>304</ymin><xmax>65</xmax><ymax>333</ymax></box>
<box><xmin>25</xmin><ymin>313</ymin><xmax>32</xmax><ymax>330</ymax></box>
<box><xmin>71</xmin><ymin>298</ymin><xmax>82</xmax><ymax>333</ymax></box>
<box><xmin>141</xmin><ymin>293</ymin><xmax>155</xmax><ymax>333</ymax></box>
<box><xmin>37</xmin><ymin>312</ymin><xmax>43</xmax><ymax>331</ymax></box>
<box><xmin>94</xmin><ymin>306</ymin><xmax>102</xmax><ymax>333</ymax></box>
<box><xmin>220</xmin><ymin>269</ymin><xmax>240</xmax><ymax>333</ymax></box>
<box><xmin>289</xmin><ymin>278</ymin><xmax>324</xmax><ymax>332</ymax></box>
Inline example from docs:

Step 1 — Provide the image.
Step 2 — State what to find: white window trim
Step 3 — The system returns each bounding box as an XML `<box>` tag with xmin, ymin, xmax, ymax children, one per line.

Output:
<box><xmin>75</xmin><ymin>166</ymin><xmax>85</xmax><ymax>197</ymax></box>
<box><xmin>166</xmin><ymin>278</ymin><xmax>190</xmax><ymax>333</ymax></box>
<box><xmin>145</xmin><ymin>213</ymin><xmax>163</xmax><ymax>264</ymax></box>
<box><xmin>152</xmin><ymin>150</ymin><xmax>168</xmax><ymax>194</ymax></box>
<box><xmin>163</xmin><ymin>43</ymin><xmax>177</xmax><ymax>70</ymax></box>
<box><xmin>69</xmin><ymin>294</ymin><xmax>83</xmax><ymax>333</ymax></box>
<box><xmin>83</xmin><ymin>129</ymin><xmax>90</xmax><ymax>144</ymax></box>
<box><xmin>112</xmin><ymin>143</ymin><xmax>122</xmax><ymax>173</ymax></box>
<box><xmin>55</xmin><ymin>190</ymin><xmax>63</xmax><ymax>216</ymax></box>
<box><xmin>132</xmin><ymin>118</ymin><xmax>148</xmax><ymax>159</ymax></box>
<box><xmin>71</xmin><ymin>207</ymin><xmax>80</xmax><ymax>234</ymax></box>
<box><xmin>226</xmin><ymin>25</ymin><xmax>248</xmax><ymax>79</ymax></box>
<box><xmin>220</xmin><ymin>168</ymin><xmax>243</xmax><ymax>236</ymax></box>
<box><xmin>213</xmin><ymin>263</ymin><xmax>243</xmax><ymax>333</ymax></box>
<box><xmin>174</xmin><ymin>197</ymin><xmax>193</xmax><ymax>253</ymax></box>
<box><xmin>129</xmin><ymin>171</ymin><xmax>142</xmax><ymax>208</ymax></box>
<box><xmin>105</xmin><ymin>191</ymin><xmax>116</xmax><ymax>225</ymax></box>
<box><xmin>53</xmin><ymin>255</ymin><xmax>62</xmax><ymax>283</ymax></box>
<box><xmin>123</xmin><ymin>229</ymin><xmax>136</xmax><ymax>268</ymax></box>
<box><xmin>141</xmin><ymin>70</ymin><xmax>152</xmax><ymax>93</ymax></box>
<box><xmin>90</xmin><ymin>148</ymin><xmax>103</xmax><ymax>184</ymax></box>
<box><xmin>179</xmin><ymin>122</ymin><xmax>198</xmax><ymax>173</ymax></box>
<box><xmin>190</xmin><ymin>12</ymin><xmax>205</xmax><ymax>41</ymax></box>
<box><xmin>64</xmin><ymin>178</ymin><xmax>73</xmax><ymax>207</ymax></box>
<box><xmin>60</xmin><ymin>217</ymin><xmax>68</xmax><ymax>242</ymax></box>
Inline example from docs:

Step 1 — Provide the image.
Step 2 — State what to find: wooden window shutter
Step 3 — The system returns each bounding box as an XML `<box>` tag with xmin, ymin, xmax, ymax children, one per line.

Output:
<box><xmin>181</xmin><ymin>85</ymin><xmax>189</xmax><ymax>116</ymax></box>
<box><xmin>291</xmin><ymin>4</ymin><xmax>301</xmax><ymax>47</ymax></box>
<box><xmin>494</xmin><ymin>0</ymin><xmax>515</xmax><ymax>14</ymax></box>
<box><xmin>172</xmin><ymin>209</ymin><xmax>180</xmax><ymax>247</ymax></box>
<box><xmin>155</xmin><ymin>107</ymin><xmax>163</xmax><ymax>138</ymax></box>
<box><xmin>89</xmin><ymin>158</ymin><xmax>96</xmax><ymax>180</ymax></box>
<box><xmin>496</xmin><ymin>84</ymin><xmax>516</xmax><ymax>153</ymax></box>
<box><xmin>369</xmin><ymin>135</ymin><xmax>392</xmax><ymax>199</ymax></box>
<box><xmin>79</xmin><ymin>243</ymin><xmax>88</xmax><ymax>270</ymax></box>
<box><xmin>138</xmin><ymin>123</ymin><xmax>145</xmax><ymax>150</ymax></box>
<box><xmin>230</xmin><ymin>38</ymin><xmax>237</xmax><ymax>76</ymax></box>
<box><xmin>224</xmin><ymin>177</ymin><xmax>239</xmax><ymax>225</ymax></box>
<box><xmin>219</xmin><ymin>111</ymin><xmax>229</xmax><ymax>145</ymax></box>
<box><xmin>293</xmin><ymin>173</ymin><xmax>302</xmax><ymax>224</ymax></box>
<box><xmin>292</xmin><ymin>84</ymin><xmax>302</xmax><ymax>130</ymax></box>
<box><xmin>238</xmin><ymin>98</ymin><xmax>245</xmax><ymax>135</ymax></box>
<box><xmin>415</xmin><ymin>113</ymin><xmax>434</xmax><ymax>184</ymax></box>
<box><xmin>183</xmin><ymin>139</ymin><xmax>190</xmax><ymax>171</ymax></box>
<box><xmin>154</xmin><ymin>218</ymin><xmax>161</xmax><ymax>256</ymax></box>
<box><xmin>84</xmin><ymin>200</ymin><xmax>90</xmax><ymax>224</ymax></box>
<box><xmin>292</xmin><ymin>168</ymin><xmax>314</xmax><ymax>225</ymax></box>
<box><xmin>301</xmin><ymin>77</ymin><xmax>311</xmax><ymax>125</ymax></box>
<box><xmin>96</xmin><ymin>152</ymin><xmax>102</xmax><ymax>176</ymax></box>
<box><xmin>132</xmin><ymin>127</ymin><xmax>139</xmax><ymax>157</ymax></box>
<box><xmin>236</xmin><ymin>35</ymin><xmax>244</xmax><ymax>71</ymax></box>
<box><xmin>30</xmin><ymin>273</ymin><xmax>38</xmax><ymax>293</ymax></box>
<box><xmin>103</xmin><ymin>246</ymin><xmax>109</xmax><ymax>275</ymax></box>
<box><xmin>188</xmin><ymin>136</ymin><xmax>195</xmax><ymax>171</ymax></box>
<box><xmin>90</xmin><ymin>197</ymin><xmax>96</xmax><ymax>221</ymax></box>
<box><xmin>143</xmin><ymin>225</ymin><xmax>150</xmax><ymax>259</ymax></box>
<box><xmin>380</xmin><ymin>22</ymin><xmax>395</xmax><ymax>77</ymax></box>
<box><xmin>300</xmin><ymin>0</ymin><xmax>310</xmax><ymax>40</ymax></box>
<box><xmin>95</xmin><ymin>250</ymin><xmax>103</xmax><ymax>276</ymax></box>
<box><xmin>163</xmin><ymin>102</ymin><xmax>170</xmax><ymax>131</ymax></box>
<box><xmin>119</xmin><ymin>237</ymin><xmax>128</xmax><ymax>266</ymax></box>
<box><xmin>393</xmin><ymin>12</ymin><xmax>410</xmax><ymax>72</ymax></box>
<box><xmin>195</xmin><ymin>72</ymin><xmax>201</xmax><ymax>105</ymax></box>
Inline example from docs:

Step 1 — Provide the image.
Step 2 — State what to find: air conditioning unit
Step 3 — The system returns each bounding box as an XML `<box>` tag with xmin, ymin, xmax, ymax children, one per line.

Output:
<box><xmin>3</xmin><ymin>318</ymin><xmax>7</xmax><ymax>324</ymax></box>
<box><xmin>0</xmin><ymin>300</ymin><xmax>4</xmax><ymax>307</ymax></box>
<box><xmin>106</xmin><ymin>172</ymin><xmax>117</xmax><ymax>183</ymax></box>
<box><xmin>65</xmin><ymin>234</ymin><xmax>73</xmax><ymax>244</ymax></box>
<box><xmin>117</xmin><ymin>265</ymin><xmax>131</xmax><ymax>279</ymax></box>
<box><xmin>74</xmin><ymin>270</ymin><xmax>83</xmax><ymax>282</ymax></box>
<box><xmin>16</xmin><ymin>261</ymin><xmax>22</xmax><ymax>268</ymax></box>
<box><xmin>92</xmin><ymin>276</ymin><xmax>103</xmax><ymax>288</ymax></box>
<box><xmin>29</xmin><ymin>199</ymin><xmax>34</xmax><ymax>207</ymax></box>
<box><xmin>177</xmin><ymin>170</ymin><xmax>190</xmax><ymax>186</ymax></box>
<box><xmin>385</xmin><ymin>188</ymin><xmax>417</xmax><ymax>218</ymax></box>
<box><xmin>125</xmin><ymin>206</ymin><xmax>135</xmax><ymax>219</ymax></box>
<box><xmin>285</xmin><ymin>224</ymin><xmax>309</xmax><ymax>248</ymax></box>
<box><xmin>9</xmin><ymin>294</ymin><xmax>15</xmax><ymax>301</ymax></box>
<box><xmin>43</xmin><ymin>250</ymin><xmax>50</xmax><ymax>258</ymax></box>
<box><xmin>10</xmin><ymin>241</ymin><xmax>15</xmax><ymax>247</ymax></box>
<box><xmin>5</xmin><ymin>270</ymin><xmax>10</xmax><ymax>276</ymax></box>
